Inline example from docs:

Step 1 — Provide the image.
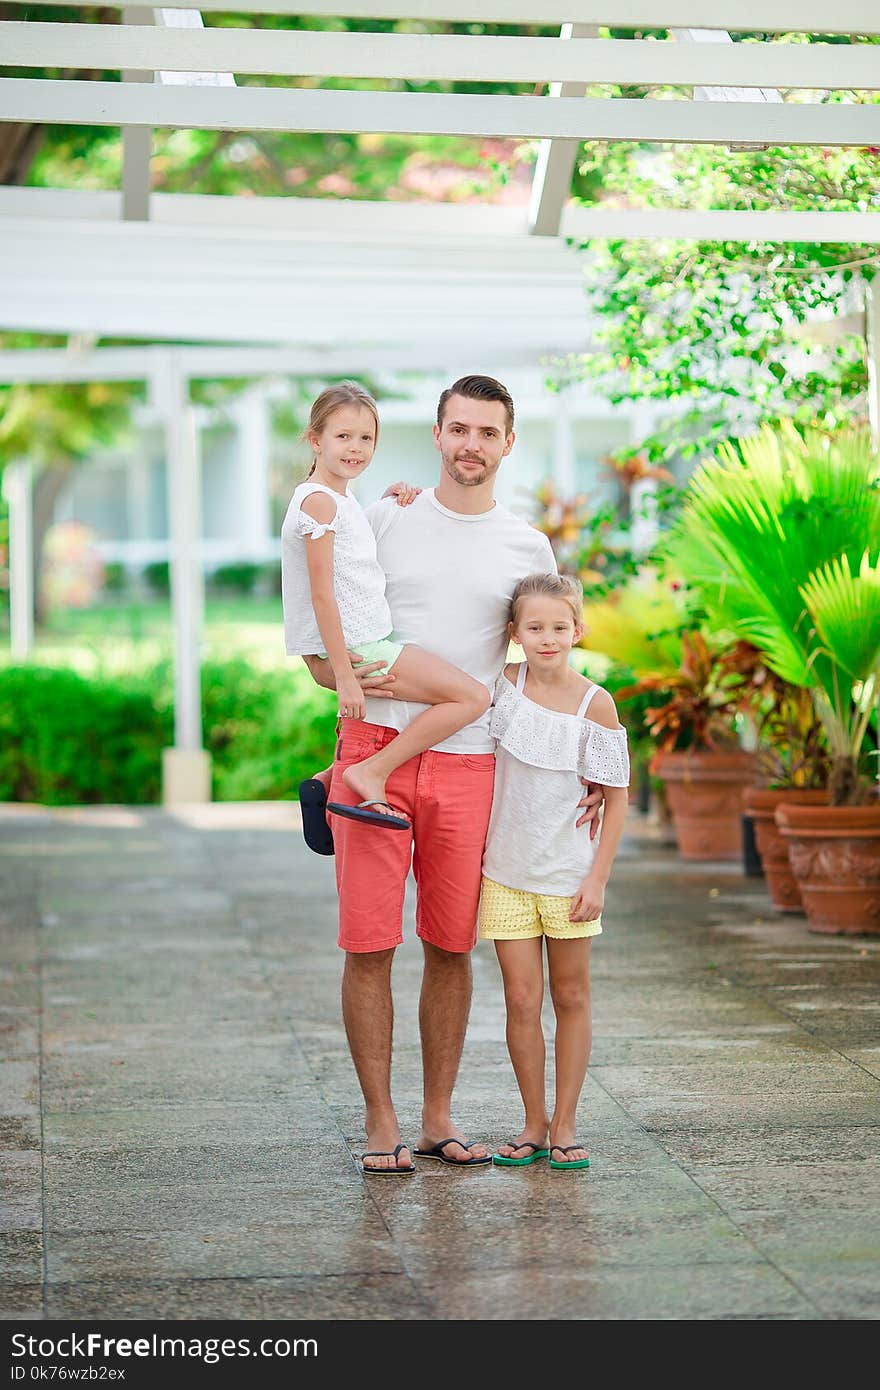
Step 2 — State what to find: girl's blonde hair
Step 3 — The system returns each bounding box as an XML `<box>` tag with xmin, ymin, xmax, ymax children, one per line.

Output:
<box><xmin>305</xmin><ymin>381</ymin><xmax>380</xmax><ymax>478</ymax></box>
<box><xmin>510</xmin><ymin>572</ymin><xmax>583</xmax><ymax>627</ymax></box>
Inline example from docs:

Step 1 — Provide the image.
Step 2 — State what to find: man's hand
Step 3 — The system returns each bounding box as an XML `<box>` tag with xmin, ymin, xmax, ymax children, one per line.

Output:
<box><xmin>576</xmin><ymin>779</ymin><xmax>604</xmax><ymax>840</ymax></box>
<box><xmin>301</xmin><ymin>652</ymin><xmax>397</xmax><ymax>698</ymax></box>
<box><xmin>383</xmin><ymin>482</ymin><xmax>422</xmax><ymax>507</ymax></box>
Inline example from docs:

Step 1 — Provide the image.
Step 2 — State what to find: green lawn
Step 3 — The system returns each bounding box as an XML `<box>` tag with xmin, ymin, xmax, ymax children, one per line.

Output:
<box><xmin>0</xmin><ymin>596</ymin><xmax>290</xmax><ymax>676</ymax></box>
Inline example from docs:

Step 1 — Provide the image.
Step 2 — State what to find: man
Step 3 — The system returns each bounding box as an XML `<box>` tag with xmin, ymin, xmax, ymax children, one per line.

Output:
<box><xmin>303</xmin><ymin>375</ymin><xmax>601</xmax><ymax>1173</ymax></box>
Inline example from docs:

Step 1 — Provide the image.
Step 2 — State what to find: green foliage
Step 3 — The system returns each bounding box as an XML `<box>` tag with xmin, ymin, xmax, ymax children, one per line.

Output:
<box><xmin>0</xmin><ymin>659</ymin><xmax>339</xmax><ymax>805</ymax></box>
<box><xmin>0</xmin><ymin>666</ymin><xmax>170</xmax><ymax>804</ymax></box>
<box><xmin>569</xmin><ymin>133</ymin><xmax>879</xmax><ymax>459</ymax></box>
<box><xmin>667</xmin><ymin>424</ymin><xmax>880</xmax><ymax>801</ymax></box>
<box><xmin>142</xmin><ymin>561</ymin><xmax>170</xmax><ymax>594</ymax></box>
<box><xmin>0</xmin><ymin>371</ymin><xmax>141</xmax><ymax>472</ymax></box>
<box><xmin>102</xmin><ymin>562</ymin><xmax>127</xmax><ymax>594</ymax></box>
<box><xmin>210</xmin><ymin>563</ymin><xmax>261</xmax><ymax>594</ymax></box>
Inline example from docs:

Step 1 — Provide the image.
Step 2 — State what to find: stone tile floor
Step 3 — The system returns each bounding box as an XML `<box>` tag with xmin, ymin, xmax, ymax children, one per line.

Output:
<box><xmin>1</xmin><ymin>802</ymin><xmax>879</xmax><ymax>1321</ymax></box>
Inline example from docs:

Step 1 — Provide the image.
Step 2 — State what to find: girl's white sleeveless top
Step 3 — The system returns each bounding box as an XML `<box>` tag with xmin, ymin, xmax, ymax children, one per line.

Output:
<box><xmin>482</xmin><ymin>663</ymin><xmax>631</xmax><ymax>897</ymax></box>
<box><xmin>280</xmin><ymin>481</ymin><xmax>393</xmax><ymax>656</ymax></box>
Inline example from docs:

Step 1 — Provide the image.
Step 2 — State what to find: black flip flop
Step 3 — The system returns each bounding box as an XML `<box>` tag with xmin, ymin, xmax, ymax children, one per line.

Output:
<box><xmin>413</xmin><ymin>1138</ymin><xmax>492</xmax><ymax>1167</ymax></box>
<box><xmin>360</xmin><ymin>1143</ymin><xmax>416</xmax><ymax>1176</ymax></box>
<box><xmin>298</xmin><ymin>778</ymin><xmax>335</xmax><ymax>856</ymax></box>
<box><xmin>326</xmin><ymin>799</ymin><xmax>411</xmax><ymax>831</ymax></box>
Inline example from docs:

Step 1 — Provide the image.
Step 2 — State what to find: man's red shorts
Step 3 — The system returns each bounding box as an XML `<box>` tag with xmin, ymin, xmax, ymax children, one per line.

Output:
<box><xmin>329</xmin><ymin>719</ymin><xmax>496</xmax><ymax>955</ymax></box>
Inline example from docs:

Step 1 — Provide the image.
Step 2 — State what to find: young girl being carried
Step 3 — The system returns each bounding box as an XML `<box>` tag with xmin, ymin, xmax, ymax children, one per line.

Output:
<box><xmin>479</xmin><ymin>573</ymin><xmax>630</xmax><ymax>1171</ymax></box>
<box><xmin>281</xmin><ymin>381</ymin><xmax>489</xmax><ymax>836</ymax></box>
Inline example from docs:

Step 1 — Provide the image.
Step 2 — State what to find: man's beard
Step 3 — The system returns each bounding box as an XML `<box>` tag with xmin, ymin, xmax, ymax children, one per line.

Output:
<box><xmin>442</xmin><ymin>453</ymin><xmax>499</xmax><ymax>487</ymax></box>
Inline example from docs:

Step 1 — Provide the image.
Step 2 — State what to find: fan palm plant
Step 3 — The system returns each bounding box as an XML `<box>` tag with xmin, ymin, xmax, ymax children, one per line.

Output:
<box><xmin>665</xmin><ymin>425</ymin><xmax>880</xmax><ymax>805</ymax></box>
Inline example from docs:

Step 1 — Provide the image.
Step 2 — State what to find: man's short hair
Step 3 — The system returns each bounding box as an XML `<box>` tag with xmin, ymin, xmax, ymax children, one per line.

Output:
<box><xmin>437</xmin><ymin>375</ymin><xmax>515</xmax><ymax>436</ymax></box>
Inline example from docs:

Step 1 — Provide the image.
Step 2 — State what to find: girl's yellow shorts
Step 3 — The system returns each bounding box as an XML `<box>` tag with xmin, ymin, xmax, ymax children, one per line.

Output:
<box><xmin>478</xmin><ymin>876</ymin><xmax>602</xmax><ymax>941</ymax></box>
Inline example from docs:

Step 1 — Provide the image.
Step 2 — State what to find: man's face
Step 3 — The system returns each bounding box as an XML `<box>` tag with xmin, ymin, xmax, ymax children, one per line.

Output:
<box><xmin>433</xmin><ymin>394</ymin><xmax>514</xmax><ymax>488</ymax></box>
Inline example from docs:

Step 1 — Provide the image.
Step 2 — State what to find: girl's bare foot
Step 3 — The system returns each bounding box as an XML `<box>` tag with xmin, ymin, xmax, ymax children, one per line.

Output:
<box><xmin>341</xmin><ymin>761</ymin><xmax>394</xmax><ymax>814</ymax></box>
<box><xmin>549</xmin><ymin>1125</ymin><xmax>589</xmax><ymax>1165</ymax></box>
<box><xmin>496</xmin><ymin>1128</ymin><xmax>549</xmax><ymax>1160</ymax></box>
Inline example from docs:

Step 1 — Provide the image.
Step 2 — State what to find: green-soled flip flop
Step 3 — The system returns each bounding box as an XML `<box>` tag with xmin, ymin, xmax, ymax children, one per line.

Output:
<box><xmin>492</xmin><ymin>1140</ymin><xmax>550</xmax><ymax>1168</ymax></box>
<box><xmin>549</xmin><ymin>1144</ymin><xmax>590</xmax><ymax>1170</ymax></box>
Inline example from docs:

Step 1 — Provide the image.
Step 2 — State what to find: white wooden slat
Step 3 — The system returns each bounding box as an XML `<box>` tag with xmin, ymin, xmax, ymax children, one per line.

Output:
<box><xmin>15</xmin><ymin>2</ymin><xmax>880</xmax><ymax>38</ymax></box>
<box><xmin>0</xmin><ymin>223</ymin><xmax>579</xmax><ymax>274</ymax></box>
<box><xmin>3</xmin><ymin>79</ymin><xmax>879</xmax><ymax>145</ymax></box>
<box><xmin>2</xmin><ymin>190</ymin><xmax>877</xmax><ymax>244</ymax></box>
<box><xmin>0</xmin><ymin>299</ymin><xmax>592</xmax><ymax>350</ymax></box>
<box><xmin>0</xmin><ymin>343</ymin><xmax>569</xmax><ymax>383</ymax></box>
<box><xmin>5</xmin><ymin>24</ymin><xmax>880</xmax><ymax>89</ymax></box>
<box><xmin>0</xmin><ymin>185</ymin><xmax>531</xmax><ymax>237</ymax></box>
<box><xmin>560</xmin><ymin>206</ymin><xmax>880</xmax><ymax>242</ymax></box>
<box><xmin>3</xmin><ymin>187</ymin><xmax>873</xmax><ymax>244</ymax></box>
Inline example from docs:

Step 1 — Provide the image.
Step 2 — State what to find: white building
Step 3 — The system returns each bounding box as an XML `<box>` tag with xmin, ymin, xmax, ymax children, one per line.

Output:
<box><xmin>54</xmin><ymin>368</ymin><xmax>656</xmax><ymax>578</ymax></box>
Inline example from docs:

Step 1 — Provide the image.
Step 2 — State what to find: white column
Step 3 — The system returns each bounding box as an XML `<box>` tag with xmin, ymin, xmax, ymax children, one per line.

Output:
<box><xmin>234</xmin><ymin>388</ymin><xmax>271</xmax><ymax>560</ymax></box>
<box><xmin>151</xmin><ymin>352</ymin><xmax>211</xmax><ymax>803</ymax></box>
<box><xmin>628</xmin><ymin>404</ymin><xmax>660</xmax><ymax>554</ymax></box>
<box><xmin>121</xmin><ymin>7</ymin><xmax>154</xmax><ymax>221</ymax></box>
<box><xmin>552</xmin><ymin>386</ymin><xmax>576</xmax><ymax>495</ymax></box>
<box><xmin>2</xmin><ymin>460</ymin><xmax>33</xmax><ymax>661</ymax></box>
<box><xmin>867</xmin><ymin>279</ymin><xmax>880</xmax><ymax>454</ymax></box>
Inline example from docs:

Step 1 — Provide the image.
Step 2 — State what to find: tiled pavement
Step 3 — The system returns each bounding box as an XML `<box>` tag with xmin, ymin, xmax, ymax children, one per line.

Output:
<box><xmin>2</xmin><ymin>802</ymin><xmax>879</xmax><ymax>1321</ymax></box>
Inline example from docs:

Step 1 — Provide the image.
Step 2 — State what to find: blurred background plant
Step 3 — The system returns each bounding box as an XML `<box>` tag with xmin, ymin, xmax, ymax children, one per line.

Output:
<box><xmin>663</xmin><ymin>424</ymin><xmax>879</xmax><ymax>804</ymax></box>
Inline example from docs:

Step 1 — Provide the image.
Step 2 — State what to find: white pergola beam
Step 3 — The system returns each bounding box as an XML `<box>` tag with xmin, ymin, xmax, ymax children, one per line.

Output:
<box><xmin>4</xmin><ymin>81</ymin><xmax>879</xmax><ymax>145</ymax></box>
<box><xmin>561</xmin><ymin>207</ymin><xmax>880</xmax><ymax>242</ymax></box>
<box><xmin>0</xmin><ymin>345</ymin><xmax>582</xmax><ymax>383</ymax></box>
<box><xmin>18</xmin><ymin>2</ymin><xmax>880</xmax><ymax>36</ymax></box>
<box><xmin>5</xmin><ymin>25</ymin><xmax>880</xmax><ymax>88</ymax></box>
<box><xmin>529</xmin><ymin>24</ymin><xmax>595</xmax><ymax>239</ymax></box>
<box><xmin>1</xmin><ymin>189</ymin><xmax>878</xmax><ymax>243</ymax></box>
<box><xmin>121</xmin><ymin>7</ymin><xmax>155</xmax><ymax>221</ymax></box>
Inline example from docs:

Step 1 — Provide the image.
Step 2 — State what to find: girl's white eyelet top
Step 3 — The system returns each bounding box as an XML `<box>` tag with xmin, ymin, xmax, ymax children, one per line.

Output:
<box><xmin>482</xmin><ymin>662</ymin><xmax>630</xmax><ymax>897</ymax></box>
<box><xmin>281</xmin><ymin>480</ymin><xmax>393</xmax><ymax>657</ymax></box>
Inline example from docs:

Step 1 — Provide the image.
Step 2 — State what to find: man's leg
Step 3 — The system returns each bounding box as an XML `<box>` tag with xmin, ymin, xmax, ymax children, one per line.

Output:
<box><xmin>412</xmin><ymin>750</ymin><xmax>495</xmax><ymax>1163</ymax></box>
<box><xmin>416</xmin><ymin>941</ymin><xmax>487</xmax><ymax>1160</ymax></box>
<box><xmin>341</xmin><ymin>949</ymin><xmax>411</xmax><ymax>1172</ymax></box>
<box><xmin>331</xmin><ymin>719</ymin><xmax>418</xmax><ymax>1172</ymax></box>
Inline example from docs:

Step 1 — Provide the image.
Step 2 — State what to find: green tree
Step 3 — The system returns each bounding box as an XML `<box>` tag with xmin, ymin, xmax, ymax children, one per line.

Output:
<box><xmin>0</xmin><ymin>332</ymin><xmax>143</xmax><ymax>622</ymax></box>
<box><xmin>569</xmin><ymin>131</ymin><xmax>880</xmax><ymax>461</ymax></box>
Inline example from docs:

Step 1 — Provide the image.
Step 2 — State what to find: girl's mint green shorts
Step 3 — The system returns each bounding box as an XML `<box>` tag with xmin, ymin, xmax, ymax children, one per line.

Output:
<box><xmin>317</xmin><ymin>631</ymin><xmax>405</xmax><ymax>672</ymax></box>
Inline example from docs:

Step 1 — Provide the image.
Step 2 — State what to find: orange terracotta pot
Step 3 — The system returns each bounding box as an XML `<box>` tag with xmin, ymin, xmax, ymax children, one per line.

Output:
<box><xmin>653</xmin><ymin>750</ymin><xmax>758</xmax><ymax>861</ymax></box>
<box><xmin>743</xmin><ymin>787</ymin><xmax>830</xmax><ymax>914</ymax></box>
<box><xmin>775</xmin><ymin>802</ymin><xmax>880</xmax><ymax>935</ymax></box>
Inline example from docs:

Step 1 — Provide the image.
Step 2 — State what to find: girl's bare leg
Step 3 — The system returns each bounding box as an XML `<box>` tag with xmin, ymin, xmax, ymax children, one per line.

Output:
<box><xmin>493</xmin><ymin>939</ymin><xmax>550</xmax><ymax>1156</ymax></box>
<box><xmin>546</xmin><ymin>936</ymin><xmax>592</xmax><ymax>1164</ymax></box>
<box><xmin>341</xmin><ymin>646</ymin><xmax>490</xmax><ymax>813</ymax></box>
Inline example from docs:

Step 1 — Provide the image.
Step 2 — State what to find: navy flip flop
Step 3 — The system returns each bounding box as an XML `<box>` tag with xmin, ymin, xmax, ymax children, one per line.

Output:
<box><xmin>298</xmin><ymin>778</ymin><xmax>335</xmax><ymax>856</ymax></box>
<box><xmin>326</xmin><ymin>799</ymin><xmax>411</xmax><ymax>831</ymax></box>
<box><xmin>413</xmin><ymin>1138</ymin><xmax>492</xmax><ymax>1167</ymax></box>
<box><xmin>360</xmin><ymin>1143</ymin><xmax>416</xmax><ymax>1176</ymax></box>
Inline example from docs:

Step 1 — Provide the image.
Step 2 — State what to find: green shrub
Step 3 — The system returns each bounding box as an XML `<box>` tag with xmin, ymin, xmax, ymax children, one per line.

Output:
<box><xmin>200</xmin><ymin>659</ymin><xmax>337</xmax><ymax>799</ymax></box>
<box><xmin>143</xmin><ymin>560</ymin><xmax>170</xmax><ymax>593</ymax></box>
<box><xmin>0</xmin><ymin>661</ymin><xmax>338</xmax><ymax>805</ymax></box>
<box><xmin>210</xmin><ymin>563</ymin><xmax>261</xmax><ymax>594</ymax></box>
<box><xmin>103</xmin><ymin>562</ymin><xmax>127</xmax><ymax>593</ymax></box>
<box><xmin>262</xmin><ymin>561</ymin><xmax>282</xmax><ymax>596</ymax></box>
<box><xmin>0</xmin><ymin>666</ymin><xmax>171</xmax><ymax>804</ymax></box>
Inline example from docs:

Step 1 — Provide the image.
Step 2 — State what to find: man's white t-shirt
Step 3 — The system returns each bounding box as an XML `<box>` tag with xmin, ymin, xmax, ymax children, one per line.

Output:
<box><xmin>362</xmin><ymin>488</ymin><xmax>557</xmax><ymax>754</ymax></box>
